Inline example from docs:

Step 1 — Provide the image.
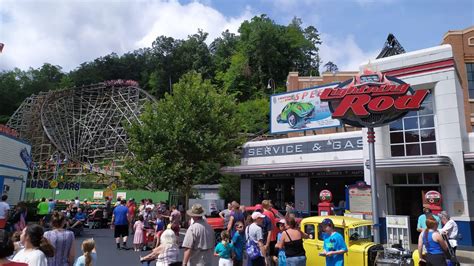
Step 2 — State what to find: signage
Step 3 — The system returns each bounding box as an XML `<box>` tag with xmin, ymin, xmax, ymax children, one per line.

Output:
<box><xmin>116</xmin><ymin>192</ymin><xmax>126</xmax><ymax>200</ymax></box>
<box><xmin>243</xmin><ymin>170</ymin><xmax>364</xmax><ymax>179</ymax></box>
<box><xmin>104</xmin><ymin>188</ymin><xmax>113</xmax><ymax>199</ymax></box>
<box><xmin>319</xmin><ymin>190</ymin><xmax>332</xmax><ymax>203</ymax></box>
<box><xmin>348</xmin><ymin>182</ymin><xmax>372</xmax><ymax>217</ymax></box>
<box><xmin>242</xmin><ymin>137</ymin><xmax>362</xmax><ymax>158</ymax></box>
<box><xmin>424</xmin><ymin>190</ymin><xmax>442</xmax><ymax>205</ymax></box>
<box><xmin>270</xmin><ymin>83</ymin><xmax>341</xmax><ymax>134</ymax></box>
<box><xmin>27</xmin><ymin>179</ymin><xmax>80</xmax><ymax>190</ymax></box>
<box><xmin>19</xmin><ymin>148</ymin><xmax>34</xmax><ymax>170</ymax></box>
<box><xmin>93</xmin><ymin>191</ymin><xmax>104</xmax><ymax>199</ymax></box>
<box><xmin>320</xmin><ymin>70</ymin><xmax>430</xmax><ymax>128</ymax></box>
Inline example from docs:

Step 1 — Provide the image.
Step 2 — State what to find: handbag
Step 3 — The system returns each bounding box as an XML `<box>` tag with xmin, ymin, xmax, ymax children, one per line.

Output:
<box><xmin>246</xmin><ymin>226</ymin><xmax>261</xmax><ymax>260</ymax></box>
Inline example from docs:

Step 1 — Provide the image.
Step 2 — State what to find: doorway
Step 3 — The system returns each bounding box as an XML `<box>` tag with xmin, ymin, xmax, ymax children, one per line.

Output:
<box><xmin>392</xmin><ymin>186</ymin><xmax>441</xmax><ymax>243</ymax></box>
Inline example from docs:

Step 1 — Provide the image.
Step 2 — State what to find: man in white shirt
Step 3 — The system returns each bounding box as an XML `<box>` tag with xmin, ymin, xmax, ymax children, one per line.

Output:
<box><xmin>0</xmin><ymin>195</ymin><xmax>10</xmax><ymax>228</ymax></box>
<box><xmin>439</xmin><ymin>211</ymin><xmax>458</xmax><ymax>253</ymax></box>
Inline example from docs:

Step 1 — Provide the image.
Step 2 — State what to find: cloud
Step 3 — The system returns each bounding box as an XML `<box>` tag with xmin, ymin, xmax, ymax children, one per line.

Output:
<box><xmin>319</xmin><ymin>33</ymin><xmax>379</xmax><ymax>72</ymax></box>
<box><xmin>0</xmin><ymin>0</ymin><xmax>253</xmax><ymax>71</ymax></box>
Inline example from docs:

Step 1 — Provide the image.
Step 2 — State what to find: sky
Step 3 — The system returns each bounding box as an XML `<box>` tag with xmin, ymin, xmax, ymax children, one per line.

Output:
<box><xmin>0</xmin><ymin>0</ymin><xmax>473</xmax><ymax>72</ymax></box>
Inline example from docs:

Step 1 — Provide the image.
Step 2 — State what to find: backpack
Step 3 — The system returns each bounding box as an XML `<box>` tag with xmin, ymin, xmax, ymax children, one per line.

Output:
<box><xmin>246</xmin><ymin>225</ymin><xmax>261</xmax><ymax>260</ymax></box>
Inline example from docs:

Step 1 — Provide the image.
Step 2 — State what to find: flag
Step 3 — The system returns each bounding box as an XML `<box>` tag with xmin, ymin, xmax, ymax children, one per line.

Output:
<box><xmin>0</xmin><ymin>43</ymin><xmax>4</xmax><ymax>53</ymax></box>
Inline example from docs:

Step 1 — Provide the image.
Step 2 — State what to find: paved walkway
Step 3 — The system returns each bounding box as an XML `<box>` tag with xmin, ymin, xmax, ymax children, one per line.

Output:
<box><xmin>74</xmin><ymin>228</ymin><xmax>219</xmax><ymax>266</ymax></box>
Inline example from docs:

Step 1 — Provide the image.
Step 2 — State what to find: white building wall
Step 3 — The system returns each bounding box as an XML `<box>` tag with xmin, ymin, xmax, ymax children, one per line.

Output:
<box><xmin>0</xmin><ymin>134</ymin><xmax>31</xmax><ymax>205</ymax></box>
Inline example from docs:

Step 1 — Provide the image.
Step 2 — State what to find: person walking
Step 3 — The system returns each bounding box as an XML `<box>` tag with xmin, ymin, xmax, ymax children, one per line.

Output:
<box><xmin>439</xmin><ymin>211</ymin><xmax>458</xmax><ymax>255</ymax></box>
<box><xmin>275</xmin><ymin>217</ymin><xmax>306</xmax><ymax>266</ymax></box>
<box><xmin>13</xmin><ymin>224</ymin><xmax>55</xmax><ymax>266</ymax></box>
<box><xmin>227</xmin><ymin>202</ymin><xmax>245</xmax><ymax>237</ymax></box>
<box><xmin>169</xmin><ymin>205</ymin><xmax>181</xmax><ymax>237</ymax></box>
<box><xmin>231</xmin><ymin>221</ymin><xmax>245</xmax><ymax>266</ymax></box>
<box><xmin>246</xmin><ymin>212</ymin><xmax>267</xmax><ymax>266</ymax></box>
<box><xmin>262</xmin><ymin>200</ymin><xmax>277</xmax><ymax>265</ymax></box>
<box><xmin>133</xmin><ymin>215</ymin><xmax>145</xmax><ymax>251</ymax></box>
<box><xmin>43</xmin><ymin>212</ymin><xmax>75</xmax><ymax>266</ymax></box>
<box><xmin>418</xmin><ymin>216</ymin><xmax>448</xmax><ymax>266</ymax></box>
<box><xmin>182</xmin><ymin>204</ymin><xmax>215</xmax><ymax>266</ymax></box>
<box><xmin>111</xmin><ymin>199</ymin><xmax>130</xmax><ymax>250</ymax></box>
<box><xmin>219</xmin><ymin>203</ymin><xmax>232</xmax><ymax>233</ymax></box>
<box><xmin>320</xmin><ymin>218</ymin><xmax>347</xmax><ymax>266</ymax></box>
<box><xmin>0</xmin><ymin>195</ymin><xmax>10</xmax><ymax>229</ymax></box>
<box><xmin>37</xmin><ymin>198</ymin><xmax>49</xmax><ymax>226</ymax></box>
<box><xmin>214</xmin><ymin>231</ymin><xmax>233</xmax><ymax>266</ymax></box>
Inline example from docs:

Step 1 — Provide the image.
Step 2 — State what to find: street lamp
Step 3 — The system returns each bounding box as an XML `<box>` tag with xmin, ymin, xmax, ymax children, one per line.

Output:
<box><xmin>267</xmin><ymin>78</ymin><xmax>276</xmax><ymax>95</ymax></box>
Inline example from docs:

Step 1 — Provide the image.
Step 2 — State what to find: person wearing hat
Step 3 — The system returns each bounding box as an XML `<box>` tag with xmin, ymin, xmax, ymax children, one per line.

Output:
<box><xmin>320</xmin><ymin>218</ymin><xmax>347</xmax><ymax>266</ymax></box>
<box><xmin>273</xmin><ymin>219</ymin><xmax>287</xmax><ymax>266</ymax></box>
<box><xmin>417</xmin><ymin>207</ymin><xmax>441</xmax><ymax>232</ymax></box>
<box><xmin>246</xmin><ymin>212</ymin><xmax>267</xmax><ymax>266</ymax></box>
<box><xmin>182</xmin><ymin>204</ymin><xmax>215</xmax><ymax>266</ymax></box>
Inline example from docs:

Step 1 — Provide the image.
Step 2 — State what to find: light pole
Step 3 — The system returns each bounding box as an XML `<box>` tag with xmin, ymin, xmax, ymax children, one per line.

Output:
<box><xmin>267</xmin><ymin>78</ymin><xmax>276</xmax><ymax>94</ymax></box>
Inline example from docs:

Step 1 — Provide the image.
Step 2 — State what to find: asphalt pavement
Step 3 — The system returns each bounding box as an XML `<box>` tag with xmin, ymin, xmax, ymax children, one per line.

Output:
<box><xmin>73</xmin><ymin>227</ymin><xmax>219</xmax><ymax>266</ymax></box>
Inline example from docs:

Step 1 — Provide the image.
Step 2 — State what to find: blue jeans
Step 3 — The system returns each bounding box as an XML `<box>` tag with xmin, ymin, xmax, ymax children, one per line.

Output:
<box><xmin>286</xmin><ymin>256</ymin><xmax>306</xmax><ymax>266</ymax></box>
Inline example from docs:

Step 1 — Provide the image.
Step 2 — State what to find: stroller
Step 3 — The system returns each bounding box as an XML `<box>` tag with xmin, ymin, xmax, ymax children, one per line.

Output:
<box><xmin>443</xmin><ymin>234</ymin><xmax>460</xmax><ymax>266</ymax></box>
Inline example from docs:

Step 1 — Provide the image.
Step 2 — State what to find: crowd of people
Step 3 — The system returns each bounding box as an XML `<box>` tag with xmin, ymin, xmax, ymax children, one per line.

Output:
<box><xmin>0</xmin><ymin>192</ymin><xmax>463</xmax><ymax>266</ymax></box>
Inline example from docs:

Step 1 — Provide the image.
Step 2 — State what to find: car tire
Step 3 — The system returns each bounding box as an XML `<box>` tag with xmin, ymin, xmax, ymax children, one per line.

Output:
<box><xmin>287</xmin><ymin>112</ymin><xmax>301</xmax><ymax>128</ymax></box>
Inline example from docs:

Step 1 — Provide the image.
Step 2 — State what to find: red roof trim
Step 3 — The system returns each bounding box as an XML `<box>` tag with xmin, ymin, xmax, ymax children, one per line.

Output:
<box><xmin>383</xmin><ymin>59</ymin><xmax>455</xmax><ymax>78</ymax></box>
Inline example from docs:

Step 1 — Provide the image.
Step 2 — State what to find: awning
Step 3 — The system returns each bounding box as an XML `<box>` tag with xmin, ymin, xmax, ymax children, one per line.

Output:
<box><xmin>221</xmin><ymin>159</ymin><xmax>364</xmax><ymax>175</ymax></box>
<box><xmin>221</xmin><ymin>156</ymin><xmax>453</xmax><ymax>175</ymax></box>
<box><xmin>365</xmin><ymin>156</ymin><xmax>452</xmax><ymax>169</ymax></box>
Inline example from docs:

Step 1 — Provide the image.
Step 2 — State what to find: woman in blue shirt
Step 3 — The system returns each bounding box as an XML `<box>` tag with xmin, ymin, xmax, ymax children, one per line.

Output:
<box><xmin>321</xmin><ymin>218</ymin><xmax>347</xmax><ymax>266</ymax></box>
<box><xmin>417</xmin><ymin>217</ymin><xmax>448</xmax><ymax>266</ymax></box>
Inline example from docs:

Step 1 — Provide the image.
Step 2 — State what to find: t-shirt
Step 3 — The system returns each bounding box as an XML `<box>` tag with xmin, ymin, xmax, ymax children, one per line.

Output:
<box><xmin>37</xmin><ymin>202</ymin><xmax>49</xmax><ymax>215</ymax></box>
<box><xmin>260</xmin><ymin>216</ymin><xmax>272</xmax><ymax>244</ymax></box>
<box><xmin>182</xmin><ymin>219</ymin><xmax>215</xmax><ymax>250</ymax></box>
<box><xmin>231</xmin><ymin>231</ymin><xmax>244</xmax><ymax>260</ymax></box>
<box><xmin>74</xmin><ymin>200</ymin><xmax>80</xmax><ymax>208</ymax></box>
<box><xmin>44</xmin><ymin>229</ymin><xmax>75</xmax><ymax>266</ymax></box>
<box><xmin>13</xmin><ymin>248</ymin><xmax>48</xmax><ymax>266</ymax></box>
<box><xmin>214</xmin><ymin>242</ymin><xmax>233</xmax><ymax>259</ymax></box>
<box><xmin>155</xmin><ymin>218</ymin><xmax>165</xmax><ymax>231</ymax></box>
<box><xmin>417</xmin><ymin>214</ymin><xmax>442</xmax><ymax>230</ymax></box>
<box><xmin>246</xmin><ymin>223</ymin><xmax>263</xmax><ymax>244</ymax></box>
<box><xmin>263</xmin><ymin>209</ymin><xmax>277</xmax><ymax>242</ymax></box>
<box><xmin>73</xmin><ymin>252</ymin><xmax>97</xmax><ymax>266</ymax></box>
<box><xmin>48</xmin><ymin>201</ymin><xmax>55</xmax><ymax>213</ymax></box>
<box><xmin>113</xmin><ymin>205</ymin><xmax>129</xmax><ymax>225</ymax></box>
<box><xmin>0</xmin><ymin>201</ymin><xmax>10</xmax><ymax>219</ymax></box>
<box><xmin>323</xmin><ymin>232</ymin><xmax>347</xmax><ymax>266</ymax></box>
<box><xmin>221</xmin><ymin>209</ymin><xmax>231</xmax><ymax>228</ymax></box>
<box><xmin>74</xmin><ymin>212</ymin><xmax>86</xmax><ymax>221</ymax></box>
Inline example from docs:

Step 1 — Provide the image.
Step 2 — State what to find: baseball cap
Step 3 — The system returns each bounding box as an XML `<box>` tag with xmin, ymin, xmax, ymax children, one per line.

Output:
<box><xmin>276</xmin><ymin>219</ymin><xmax>286</xmax><ymax>225</ymax></box>
<box><xmin>254</xmin><ymin>204</ymin><xmax>263</xmax><ymax>211</ymax></box>
<box><xmin>321</xmin><ymin>218</ymin><xmax>334</xmax><ymax>227</ymax></box>
<box><xmin>251</xmin><ymin>212</ymin><xmax>266</xmax><ymax>220</ymax></box>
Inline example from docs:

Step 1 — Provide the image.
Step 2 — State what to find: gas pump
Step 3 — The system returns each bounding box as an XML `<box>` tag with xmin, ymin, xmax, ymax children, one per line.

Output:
<box><xmin>425</xmin><ymin>190</ymin><xmax>442</xmax><ymax>215</ymax></box>
<box><xmin>318</xmin><ymin>189</ymin><xmax>334</xmax><ymax>216</ymax></box>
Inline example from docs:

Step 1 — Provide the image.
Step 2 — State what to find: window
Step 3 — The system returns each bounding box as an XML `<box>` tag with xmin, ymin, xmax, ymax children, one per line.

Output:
<box><xmin>468</xmin><ymin>37</ymin><xmax>474</xmax><ymax>46</ymax></box>
<box><xmin>389</xmin><ymin>92</ymin><xmax>436</xmax><ymax>156</ymax></box>
<box><xmin>392</xmin><ymin>173</ymin><xmax>439</xmax><ymax>185</ymax></box>
<box><xmin>467</xmin><ymin>63</ymin><xmax>474</xmax><ymax>98</ymax></box>
<box><xmin>305</xmin><ymin>224</ymin><xmax>315</xmax><ymax>239</ymax></box>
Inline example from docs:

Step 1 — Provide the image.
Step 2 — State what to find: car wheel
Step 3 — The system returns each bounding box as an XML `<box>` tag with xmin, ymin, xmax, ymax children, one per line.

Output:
<box><xmin>288</xmin><ymin>112</ymin><xmax>301</xmax><ymax>128</ymax></box>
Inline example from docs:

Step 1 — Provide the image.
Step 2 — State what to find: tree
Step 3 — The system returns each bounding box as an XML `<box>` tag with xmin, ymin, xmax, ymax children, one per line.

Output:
<box><xmin>219</xmin><ymin>174</ymin><xmax>240</xmax><ymax>203</ymax></box>
<box><xmin>323</xmin><ymin>61</ymin><xmax>339</xmax><ymax>73</ymax></box>
<box><xmin>236</xmin><ymin>97</ymin><xmax>269</xmax><ymax>134</ymax></box>
<box><xmin>125</xmin><ymin>72</ymin><xmax>243</xmax><ymax>207</ymax></box>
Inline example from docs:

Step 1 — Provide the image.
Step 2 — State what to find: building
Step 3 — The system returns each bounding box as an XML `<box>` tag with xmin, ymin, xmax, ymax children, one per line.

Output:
<box><xmin>223</xmin><ymin>27</ymin><xmax>474</xmax><ymax>248</ymax></box>
<box><xmin>0</xmin><ymin>125</ymin><xmax>31</xmax><ymax>205</ymax></box>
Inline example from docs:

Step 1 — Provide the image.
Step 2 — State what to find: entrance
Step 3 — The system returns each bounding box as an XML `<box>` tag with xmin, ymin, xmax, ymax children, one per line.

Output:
<box><xmin>391</xmin><ymin>186</ymin><xmax>441</xmax><ymax>244</ymax></box>
<box><xmin>310</xmin><ymin>176</ymin><xmax>364</xmax><ymax>215</ymax></box>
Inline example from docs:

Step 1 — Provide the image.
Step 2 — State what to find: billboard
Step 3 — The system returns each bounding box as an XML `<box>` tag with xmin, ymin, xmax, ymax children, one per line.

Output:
<box><xmin>270</xmin><ymin>83</ymin><xmax>341</xmax><ymax>134</ymax></box>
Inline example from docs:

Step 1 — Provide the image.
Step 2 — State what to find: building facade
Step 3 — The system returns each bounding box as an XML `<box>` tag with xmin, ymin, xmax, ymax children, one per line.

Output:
<box><xmin>223</xmin><ymin>41</ymin><xmax>474</xmax><ymax>247</ymax></box>
<box><xmin>0</xmin><ymin>128</ymin><xmax>31</xmax><ymax>205</ymax></box>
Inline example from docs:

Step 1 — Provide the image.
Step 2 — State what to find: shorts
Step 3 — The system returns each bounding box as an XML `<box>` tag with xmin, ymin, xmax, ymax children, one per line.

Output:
<box><xmin>269</xmin><ymin>240</ymin><xmax>277</xmax><ymax>256</ymax></box>
<box><xmin>114</xmin><ymin>224</ymin><xmax>129</xmax><ymax>238</ymax></box>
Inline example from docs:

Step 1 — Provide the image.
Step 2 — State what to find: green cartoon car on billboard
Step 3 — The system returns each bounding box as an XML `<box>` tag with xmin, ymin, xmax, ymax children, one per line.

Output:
<box><xmin>276</xmin><ymin>102</ymin><xmax>315</xmax><ymax>129</ymax></box>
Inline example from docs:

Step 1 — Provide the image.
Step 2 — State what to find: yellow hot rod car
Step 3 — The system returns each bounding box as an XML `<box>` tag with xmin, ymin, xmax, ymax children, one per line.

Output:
<box><xmin>301</xmin><ymin>216</ymin><xmax>383</xmax><ymax>266</ymax></box>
